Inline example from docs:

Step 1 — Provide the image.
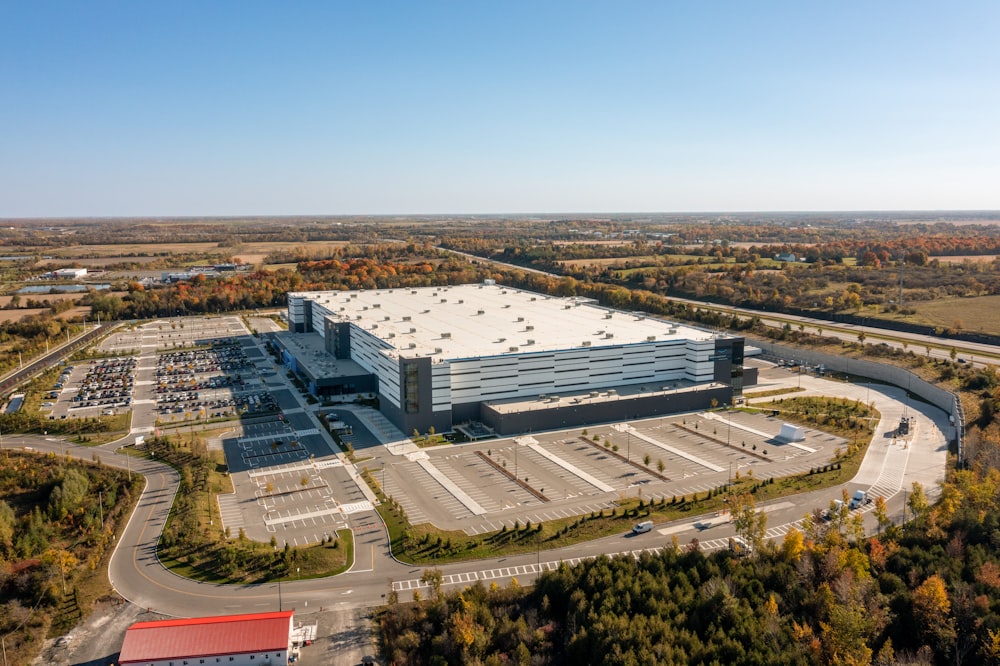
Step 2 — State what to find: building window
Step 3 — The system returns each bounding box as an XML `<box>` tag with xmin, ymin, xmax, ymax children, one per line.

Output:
<box><xmin>404</xmin><ymin>362</ymin><xmax>419</xmax><ymax>413</ymax></box>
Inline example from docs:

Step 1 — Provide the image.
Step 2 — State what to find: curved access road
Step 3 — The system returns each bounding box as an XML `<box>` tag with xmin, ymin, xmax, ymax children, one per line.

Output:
<box><xmin>1</xmin><ymin>368</ymin><xmax>949</xmax><ymax>618</ymax></box>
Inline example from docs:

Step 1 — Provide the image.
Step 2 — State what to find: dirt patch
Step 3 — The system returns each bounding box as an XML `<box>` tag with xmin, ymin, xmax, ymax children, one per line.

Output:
<box><xmin>0</xmin><ymin>308</ymin><xmax>50</xmax><ymax>322</ymax></box>
<box><xmin>34</xmin><ymin>601</ymin><xmax>167</xmax><ymax>666</ymax></box>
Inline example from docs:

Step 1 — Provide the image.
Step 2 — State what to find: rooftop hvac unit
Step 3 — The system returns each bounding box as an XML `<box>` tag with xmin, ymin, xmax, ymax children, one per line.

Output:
<box><xmin>373</xmin><ymin>303</ymin><xmax>381</xmax><ymax>308</ymax></box>
<box><xmin>477</xmin><ymin>309</ymin><xmax>485</xmax><ymax>315</ymax></box>
<box><xmin>508</xmin><ymin>346</ymin><xmax>519</xmax><ymax>352</ymax></box>
<box><xmin>409</xmin><ymin>327</ymin><xmax>417</xmax><ymax>333</ymax></box>
<box><xmin>666</xmin><ymin>329</ymin><xmax>676</xmax><ymax>335</ymax></box>
<box><xmin>356</xmin><ymin>315</ymin><xmax>362</xmax><ymax>320</ymax></box>
<box><xmin>339</xmin><ymin>307</ymin><xmax>345</xmax><ymax>311</ymax></box>
<box><xmin>434</xmin><ymin>347</ymin><xmax>442</xmax><ymax>353</ymax></box>
<box><xmin>497</xmin><ymin>337</ymin><xmax>506</xmax><ymax>342</ymax></box>
<box><xmin>372</xmin><ymin>324</ymin><xmax>378</xmax><ymax>329</ymax></box>
<box><xmin>422</xmin><ymin>309</ymin><xmax>430</xmax><ymax>314</ymax></box>
<box><xmin>441</xmin><ymin>298</ymin><xmax>447</xmax><ymax>303</ymax></box>
<box><xmin>525</xmin><ymin>325</ymin><xmax>534</xmax><ymax>331</ymax></box>
<box><xmin>363</xmin><ymin>306</ymin><xmax>368</xmax><ymax>310</ymax></box>
<box><xmin>411</xmin><ymin>290</ymin><xmax>417</xmax><ymax>294</ymax></box>
<box><xmin>564</xmin><ymin>305</ymin><xmax>572</xmax><ymax>309</ymax></box>
<box><xmin>517</xmin><ymin>316</ymin><xmax>525</xmax><ymax>322</ymax></box>
<box><xmin>526</xmin><ymin>339</ymin><xmax>535</xmax><ymax>345</ymax></box>
<box><xmin>647</xmin><ymin>335</ymin><xmax>656</xmax><ymax>341</ymax></box>
<box><xmin>441</xmin><ymin>332</ymin><xmax>451</xmax><ymax>338</ymax></box>
<box><xmin>503</xmin><ymin>304</ymin><xmax>511</xmax><ymax>309</ymax></box>
<box><xmin>582</xmin><ymin>341</ymin><xmax>592</xmax><ymax>347</ymax></box>
<box><xmin>384</xmin><ymin>316</ymin><xmax>390</xmax><ymax>321</ymax></box>
<box><xmin>531</xmin><ymin>297</ymin><xmax>537</xmax><ymax>301</ymax></box>
<box><xmin>604</xmin><ymin>313</ymin><xmax>613</xmax><ymax>319</ymax></box>
<box><xmin>387</xmin><ymin>333</ymin><xmax>395</xmax><ymax>338</ymax></box>
<box><xmin>605</xmin><ymin>333</ymin><xmax>614</xmax><ymax>338</ymax></box>
<box><xmin>409</xmin><ymin>342</ymin><xmax>417</xmax><ymax>349</ymax></box>
<box><xmin>402</xmin><ymin>315</ymin><xmax>411</xmax><ymax>321</ymax></box>
<box><xmin>458</xmin><ymin>299</ymin><xmax>464</xmax><ymax>304</ymax></box>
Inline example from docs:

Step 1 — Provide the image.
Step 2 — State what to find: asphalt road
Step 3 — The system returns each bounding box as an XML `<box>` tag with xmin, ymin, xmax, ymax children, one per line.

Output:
<box><xmin>0</xmin><ymin>365</ymin><xmax>948</xmax><ymax>622</ymax></box>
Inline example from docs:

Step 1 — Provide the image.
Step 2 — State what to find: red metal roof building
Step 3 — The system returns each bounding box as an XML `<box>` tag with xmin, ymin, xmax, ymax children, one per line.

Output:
<box><xmin>118</xmin><ymin>610</ymin><xmax>294</xmax><ymax>666</ymax></box>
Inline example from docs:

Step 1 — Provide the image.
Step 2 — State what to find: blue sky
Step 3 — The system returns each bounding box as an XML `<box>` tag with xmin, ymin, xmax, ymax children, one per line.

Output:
<box><xmin>1</xmin><ymin>2</ymin><xmax>998</xmax><ymax>216</ymax></box>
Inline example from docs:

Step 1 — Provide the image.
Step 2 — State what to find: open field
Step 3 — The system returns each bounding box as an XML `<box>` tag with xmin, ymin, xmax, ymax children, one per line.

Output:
<box><xmin>0</xmin><ymin>292</ymin><xmax>84</xmax><ymax>306</ymax></box>
<box><xmin>904</xmin><ymin>294</ymin><xmax>1000</xmax><ymax>334</ymax></box>
<box><xmin>930</xmin><ymin>254</ymin><xmax>1000</xmax><ymax>263</ymax></box>
<box><xmin>36</xmin><ymin>255</ymin><xmax>166</xmax><ymax>267</ymax></box>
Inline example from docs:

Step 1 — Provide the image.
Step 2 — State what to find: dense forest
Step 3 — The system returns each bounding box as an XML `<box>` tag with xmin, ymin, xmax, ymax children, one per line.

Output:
<box><xmin>0</xmin><ymin>452</ymin><xmax>138</xmax><ymax>665</ymax></box>
<box><xmin>378</xmin><ymin>429</ymin><xmax>1000</xmax><ymax>665</ymax></box>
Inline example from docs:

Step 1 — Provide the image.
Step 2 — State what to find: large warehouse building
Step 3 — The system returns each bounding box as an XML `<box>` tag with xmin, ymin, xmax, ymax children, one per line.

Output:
<box><xmin>277</xmin><ymin>281</ymin><xmax>748</xmax><ymax>436</ymax></box>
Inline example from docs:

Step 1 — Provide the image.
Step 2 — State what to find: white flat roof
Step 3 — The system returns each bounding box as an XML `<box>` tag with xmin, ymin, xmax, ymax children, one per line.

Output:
<box><xmin>292</xmin><ymin>283</ymin><xmax>720</xmax><ymax>361</ymax></box>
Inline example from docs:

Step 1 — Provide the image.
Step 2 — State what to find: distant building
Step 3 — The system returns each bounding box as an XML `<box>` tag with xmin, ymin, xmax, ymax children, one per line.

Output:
<box><xmin>775</xmin><ymin>253</ymin><xmax>797</xmax><ymax>262</ymax></box>
<box><xmin>278</xmin><ymin>281</ymin><xmax>748</xmax><ymax>436</ymax></box>
<box><xmin>53</xmin><ymin>267</ymin><xmax>87</xmax><ymax>279</ymax></box>
<box><xmin>118</xmin><ymin>610</ymin><xmax>294</xmax><ymax>666</ymax></box>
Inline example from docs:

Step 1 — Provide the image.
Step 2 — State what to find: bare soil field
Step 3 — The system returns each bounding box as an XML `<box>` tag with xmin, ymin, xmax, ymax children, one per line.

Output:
<box><xmin>0</xmin><ymin>292</ymin><xmax>81</xmax><ymax>306</ymax></box>
<box><xmin>0</xmin><ymin>308</ymin><xmax>50</xmax><ymax>322</ymax></box>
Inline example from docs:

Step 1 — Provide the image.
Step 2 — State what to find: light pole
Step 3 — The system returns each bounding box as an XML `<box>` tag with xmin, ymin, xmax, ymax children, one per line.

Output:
<box><xmin>725</xmin><ymin>404</ymin><xmax>731</xmax><ymax>449</ymax></box>
<box><xmin>626</xmin><ymin>425</ymin><xmax>631</xmax><ymax>463</ymax></box>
